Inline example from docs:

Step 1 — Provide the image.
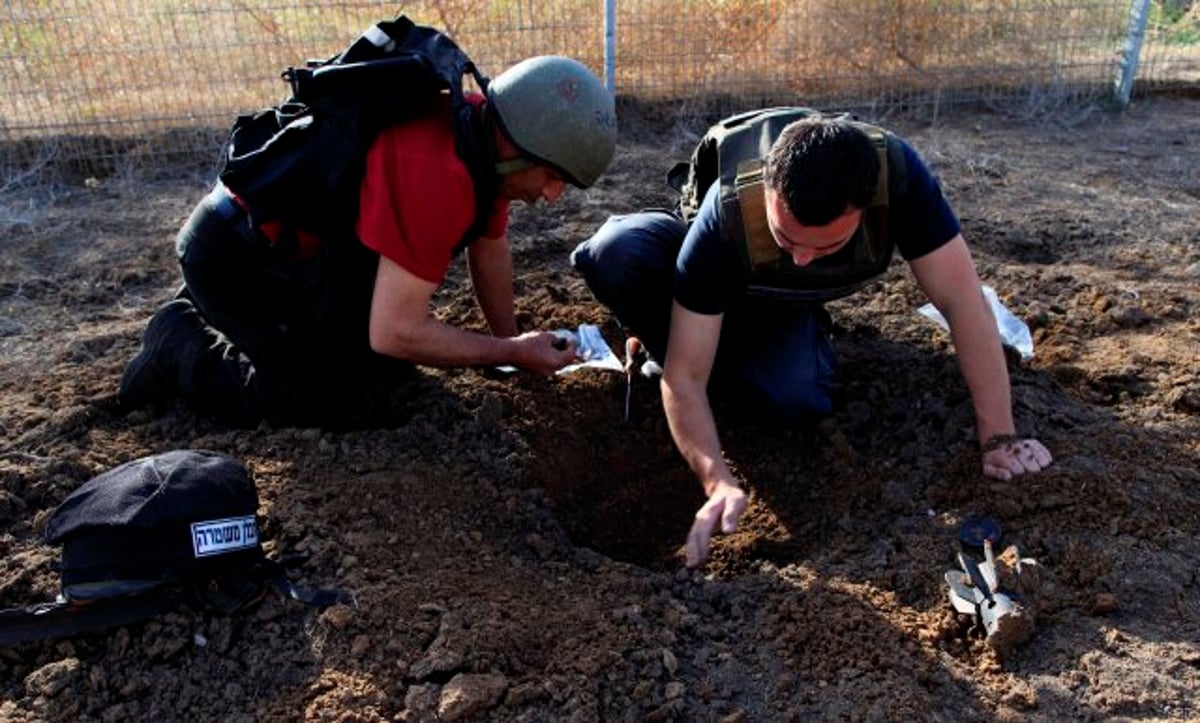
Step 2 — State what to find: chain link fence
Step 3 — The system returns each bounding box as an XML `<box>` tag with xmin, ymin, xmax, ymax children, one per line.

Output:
<box><xmin>1</xmin><ymin>0</ymin><xmax>1197</xmax><ymax>180</ymax></box>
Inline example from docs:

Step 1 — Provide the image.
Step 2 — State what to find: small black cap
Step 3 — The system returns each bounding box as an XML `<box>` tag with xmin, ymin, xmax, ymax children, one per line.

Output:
<box><xmin>958</xmin><ymin>516</ymin><xmax>1003</xmax><ymax>556</ymax></box>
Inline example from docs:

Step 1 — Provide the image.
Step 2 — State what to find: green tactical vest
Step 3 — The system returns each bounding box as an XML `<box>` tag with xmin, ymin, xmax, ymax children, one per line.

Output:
<box><xmin>673</xmin><ymin>107</ymin><xmax>908</xmax><ymax>303</ymax></box>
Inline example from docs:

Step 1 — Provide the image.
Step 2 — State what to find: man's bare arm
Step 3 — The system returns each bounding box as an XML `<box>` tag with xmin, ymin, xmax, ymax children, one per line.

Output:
<box><xmin>908</xmin><ymin>234</ymin><xmax>1052</xmax><ymax>478</ymax></box>
<box><xmin>662</xmin><ymin>302</ymin><xmax>749</xmax><ymax>565</ymax></box>
<box><xmin>662</xmin><ymin>303</ymin><xmax>731</xmax><ymax>490</ymax></box>
<box><xmin>368</xmin><ymin>255</ymin><xmax>574</xmax><ymax>374</ymax></box>
<box><xmin>909</xmin><ymin>235</ymin><xmax>1015</xmax><ymax>442</ymax></box>
<box><xmin>466</xmin><ymin>235</ymin><xmax>518</xmax><ymax>338</ymax></box>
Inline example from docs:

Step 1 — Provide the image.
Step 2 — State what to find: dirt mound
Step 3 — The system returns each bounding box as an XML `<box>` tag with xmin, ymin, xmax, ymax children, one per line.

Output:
<box><xmin>1</xmin><ymin>97</ymin><xmax>1197</xmax><ymax>720</ymax></box>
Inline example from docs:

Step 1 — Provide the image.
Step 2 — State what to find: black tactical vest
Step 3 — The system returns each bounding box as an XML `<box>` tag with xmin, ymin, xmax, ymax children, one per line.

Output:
<box><xmin>674</xmin><ymin>107</ymin><xmax>908</xmax><ymax>302</ymax></box>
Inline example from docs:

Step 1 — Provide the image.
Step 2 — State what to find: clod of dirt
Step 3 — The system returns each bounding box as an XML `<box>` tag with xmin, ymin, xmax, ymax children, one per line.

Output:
<box><xmin>985</xmin><ymin>604</ymin><xmax>1035</xmax><ymax>661</ymax></box>
<box><xmin>1091</xmin><ymin>592</ymin><xmax>1121</xmax><ymax>615</ymax></box>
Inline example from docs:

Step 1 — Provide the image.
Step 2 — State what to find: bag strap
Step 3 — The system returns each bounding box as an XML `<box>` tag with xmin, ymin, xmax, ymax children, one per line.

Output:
<box><xmin>0</xmin><ymin>590</ymin><xmax>183</xmax><ymax>648</ymax></box>
<box><xmin>0</xmin><ymin>562</ymin><xmax>352</xmax><ymax>648</ymax></box>
<box><xmin>272</xmin><ymin>574</ymin><xmax>355</xmax><ymax>608</ymax></box>
<box><xmin>191</xmin><ymin>558</ymin><xmax>354</xmax><ymax>615</ymax></box>
<box><xmin>250</xmin><ymin>558</ymin><xmax>355</xmax><ymax>609</ymax></box>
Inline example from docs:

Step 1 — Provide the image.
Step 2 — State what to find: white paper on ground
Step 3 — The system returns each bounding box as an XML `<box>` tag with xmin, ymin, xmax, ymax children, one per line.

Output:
<box><xmin>916</xmin><ymin>285</ymin><xmax>1034</xmax><ymax>360</ymax></box>
<box><xmin>555</xmin><ymin>323</ymin><xmax>624</xmax><ymax>374</ymax></box>
<box><xmin>491</xmin><ymin>323</ymin><xmax>624</xmax><ymax>376</ymax></box>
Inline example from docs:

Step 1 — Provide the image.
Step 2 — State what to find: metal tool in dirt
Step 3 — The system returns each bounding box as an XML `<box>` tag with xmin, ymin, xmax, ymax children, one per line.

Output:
<box><xmin>945</xmin><ymin>516</ymin><xmax>1040</xmax><ymax>659</ymax></box>
<box><xmin>623</xmin><ymin>336</ymin><xmax>643</xmax><ymax>423</ymax></box>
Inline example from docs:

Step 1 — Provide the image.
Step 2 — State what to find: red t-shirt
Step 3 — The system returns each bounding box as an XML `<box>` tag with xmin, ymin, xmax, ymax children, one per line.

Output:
<box><xmin>356</xmin><ymin>94</ymin><xmax>509</xmax><ymax>284</ymax></box>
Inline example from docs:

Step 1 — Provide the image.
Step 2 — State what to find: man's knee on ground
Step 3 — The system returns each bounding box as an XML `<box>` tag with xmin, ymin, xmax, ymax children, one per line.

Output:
<box><xmin>571</xmin><ymin>213</ymin><xmax>638</xmax><ymax>259</ymax></box>
<box><xmin>575</xmin><ymin>211</ymin><xmax>686</xmax><ymax>289</ymax></box>
<box><xmin>570</xmin><ymin>215</ymin><xmax>646</xmax><ymax>297</ymax></box>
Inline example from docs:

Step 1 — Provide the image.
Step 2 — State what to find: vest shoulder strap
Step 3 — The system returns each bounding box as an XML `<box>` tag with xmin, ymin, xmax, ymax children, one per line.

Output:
<box><xmin>733</xmin><ymin>161</ymin><xmax>780</xmax><ymax>268</ymax></box>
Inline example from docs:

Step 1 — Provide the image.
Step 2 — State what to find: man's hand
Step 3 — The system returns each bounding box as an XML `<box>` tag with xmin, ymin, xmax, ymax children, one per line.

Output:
<box><xmin>511</xmin><ymin>331</ymin><xmax>580</xmax><ymax>375</ymax></box>
<box><xmin>685</xmin><ymin>480</ymin><xmax>748</xmax><ymax>568</ymax></box>
<box><xmin>982</xmin><ymin>437</ymin><xmax>1053</xmax><ymax>480</ymax></box>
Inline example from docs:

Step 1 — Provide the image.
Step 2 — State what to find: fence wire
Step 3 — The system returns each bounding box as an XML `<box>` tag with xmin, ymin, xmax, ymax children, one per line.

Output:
<box><xmin>0</xmin><ymin>0</ymin><xmax>1197</xmax><ymax>175</ymax></box>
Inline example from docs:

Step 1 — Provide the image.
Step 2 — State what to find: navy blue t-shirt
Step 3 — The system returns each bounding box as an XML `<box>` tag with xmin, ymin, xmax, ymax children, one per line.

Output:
<box><xmin>674</xmin><ymin>136</ymin><xmax>961</xmax><ymax>315</ymax></box>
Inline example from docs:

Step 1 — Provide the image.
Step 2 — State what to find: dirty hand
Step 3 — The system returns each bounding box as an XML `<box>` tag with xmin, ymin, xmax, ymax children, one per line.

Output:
<box><xmin>624</xmin><ymin>336</ymin><xmax>643</xmax><ymax>374</ymax></box>
<box><xmin>982</xmin><ymin>437</ymin><xmax>1053</xmax><ymax>480</ymax></box>
<box><xmin>513</xmin><ymin>331</ymin><xmax>579</xmax><ymax>375</ymax></box>
<box><xmin>685</xmin><ymin>480</ymin><xmax>748</xmax><ymax>568</ymax></box>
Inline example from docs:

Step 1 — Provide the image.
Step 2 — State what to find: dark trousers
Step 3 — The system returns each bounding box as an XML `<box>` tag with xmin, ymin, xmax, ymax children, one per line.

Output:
<box><xmin>172</xmin><ymin>185</ymin><xmax>414</xmax><ymax>429</ymax></box>
<box><xmin>571</xmin><ymin>211</ymin><xmax>836</xmax><ymax>420</ymax></box>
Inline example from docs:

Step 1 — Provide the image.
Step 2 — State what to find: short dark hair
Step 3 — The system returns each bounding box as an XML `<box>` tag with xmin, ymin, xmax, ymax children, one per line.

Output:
<box><xmin>762</xmin><ymin>117</ymin><xmax>881</xmax><ymax>226</ymax></box>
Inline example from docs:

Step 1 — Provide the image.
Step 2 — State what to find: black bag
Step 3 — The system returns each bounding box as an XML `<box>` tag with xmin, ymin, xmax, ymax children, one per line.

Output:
<box><xmin>218</xmin><ymin>14</ymin><xmax>497</xmax><ymax>257</ymax></box>
<box><xmin>0</xmin><ymin>450</ymin><xmax>346</xmax><ymax>647</ymax></box>
<box><xmin>667</xmin><ymin>107</ymin><xmax>827</xmax><ymax>224</ymax></box>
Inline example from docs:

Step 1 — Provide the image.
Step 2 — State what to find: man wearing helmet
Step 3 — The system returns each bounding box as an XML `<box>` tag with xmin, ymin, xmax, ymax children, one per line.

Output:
<box><xmin>119</xmin><ymin>55</ymin><xmax>617</xmax><ymax>429</ymax></box>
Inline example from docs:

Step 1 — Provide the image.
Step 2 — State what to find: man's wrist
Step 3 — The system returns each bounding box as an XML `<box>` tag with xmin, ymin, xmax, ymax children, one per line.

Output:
<box><xmin>981</xmin><ymin>433</ymin><xmax>1021</xmax><ymax>452</ymax></box>
<box><xmin>703</xmin><ymin>478</ymin><xmax>738</xmax><ymax>497</ymax></box>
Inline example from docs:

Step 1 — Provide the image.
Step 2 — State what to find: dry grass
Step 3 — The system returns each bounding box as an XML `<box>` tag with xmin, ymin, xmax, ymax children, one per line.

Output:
<box><xmin>0</xmin><ymin>0</ymin><xmax>1196</xmax><ymax>177</ymax></box>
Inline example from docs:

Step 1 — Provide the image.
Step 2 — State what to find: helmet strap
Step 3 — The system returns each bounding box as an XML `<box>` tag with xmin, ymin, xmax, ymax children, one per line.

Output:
<box><xmin>494</xmin><ymin>157</ymin><xmax>535</xmax><ymax>176</ymax></box>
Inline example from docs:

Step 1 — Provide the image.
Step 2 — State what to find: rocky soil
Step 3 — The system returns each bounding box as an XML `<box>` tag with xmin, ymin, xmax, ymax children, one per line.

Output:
<box><xmin>1</xmin><ymin>95</ymin><xmax>1198</xmax><ymax>721</ymax></box>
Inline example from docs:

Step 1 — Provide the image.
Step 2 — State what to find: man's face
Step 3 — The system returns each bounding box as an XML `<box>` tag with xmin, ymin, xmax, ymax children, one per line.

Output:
<box><xmin>499</xmin><ymin>165</ymin><xmax>567</xmax><ymax>205</ymax></box>
<box><xmin>765</xmin><ymin>187</ymin><xmax>862</xmax><ymax>267</ymax></box>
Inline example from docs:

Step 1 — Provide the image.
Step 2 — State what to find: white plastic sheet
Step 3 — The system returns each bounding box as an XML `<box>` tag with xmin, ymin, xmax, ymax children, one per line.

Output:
<box><xmin>493</xmin><ymin>323</ymin><xmax>624</xmax><ymax>376</ymax></box>
<box><xmin>555</xmin><ymin>323</ymin><xmax>624</xmax><ymax>374</ymax></box>
<box><xmin>917</xmin><ymin>285</ymin><xmax>1034</xmax><ymax>360</ymax></box>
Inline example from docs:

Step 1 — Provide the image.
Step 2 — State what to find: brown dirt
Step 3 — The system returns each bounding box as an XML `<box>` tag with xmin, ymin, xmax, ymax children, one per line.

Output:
<box><xmin>1</xmin><ymin>96</ymin><xmax>1198</xmax><ymax>721</ymax></box>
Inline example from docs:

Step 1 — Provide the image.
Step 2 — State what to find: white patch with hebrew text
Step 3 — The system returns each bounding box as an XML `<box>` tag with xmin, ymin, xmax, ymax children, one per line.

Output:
<box><xmin>191</xmin><ymin>516</ymin><xmax>258</xmax><ymax>557</ymax></box>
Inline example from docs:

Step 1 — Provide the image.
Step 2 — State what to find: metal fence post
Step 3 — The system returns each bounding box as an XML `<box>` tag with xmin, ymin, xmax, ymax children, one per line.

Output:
<box><xmin>604</xmin><ymin>0</ymin><xmax>616</xmax><ymax>94</ymax></box>
<box><xmin>1113</xmin><ymin>0</ymin><xmax>1152</xmax><ymax>108</ymax></box>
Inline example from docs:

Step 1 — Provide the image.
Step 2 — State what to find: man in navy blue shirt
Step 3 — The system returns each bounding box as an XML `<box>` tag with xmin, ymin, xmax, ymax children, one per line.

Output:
<box><xmin>572</xmin><ymin>110</ymin><xmax>1052</xmax><ymax>566</ymax></box>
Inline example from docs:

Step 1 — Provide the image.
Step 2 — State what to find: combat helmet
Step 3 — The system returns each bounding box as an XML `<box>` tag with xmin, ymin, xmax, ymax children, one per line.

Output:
<box><xmin>488</xmin><ymin>55</ymin><xmax>617</xmax><ymax>188</ymax></box>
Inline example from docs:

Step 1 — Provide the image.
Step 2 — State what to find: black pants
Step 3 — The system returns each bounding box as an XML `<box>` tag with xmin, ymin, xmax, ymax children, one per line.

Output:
<box><xmin>172</xmin><ymin>185</ymin><xmax>415</xmax><ymax>429</ymax></box>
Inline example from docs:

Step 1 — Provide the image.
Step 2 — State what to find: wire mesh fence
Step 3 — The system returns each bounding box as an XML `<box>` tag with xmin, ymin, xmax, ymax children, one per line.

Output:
<box><xmin>0</xmin><ymin>0</ymin><xmax>1197</xmax><ymax>178</ymax></box>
